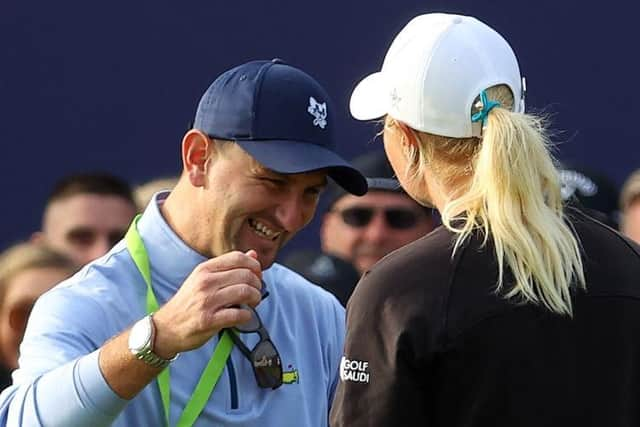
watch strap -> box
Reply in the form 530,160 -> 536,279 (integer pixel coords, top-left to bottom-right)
132,314 -> 179,369
135,346 -> 175,369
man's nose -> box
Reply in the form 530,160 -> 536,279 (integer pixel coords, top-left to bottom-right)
275,194 -> 314,232
361,211 -> 388,243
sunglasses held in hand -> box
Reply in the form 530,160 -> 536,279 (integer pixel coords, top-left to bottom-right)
230,304 -> 283,389
334,206 -> 424,229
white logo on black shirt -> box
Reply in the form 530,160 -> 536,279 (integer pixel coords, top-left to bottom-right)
339,356 -> 370,383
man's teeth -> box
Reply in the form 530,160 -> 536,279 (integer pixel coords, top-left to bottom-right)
249,219 -> 280,240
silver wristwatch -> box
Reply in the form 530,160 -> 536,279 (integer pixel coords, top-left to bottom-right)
128,315 -> 178,369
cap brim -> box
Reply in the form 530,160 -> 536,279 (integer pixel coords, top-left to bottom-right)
366,177 -> 402,192
349,72 -> 389,121
236,140 -> 368,196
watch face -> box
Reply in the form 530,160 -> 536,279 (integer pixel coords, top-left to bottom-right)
128,316 -> 153,353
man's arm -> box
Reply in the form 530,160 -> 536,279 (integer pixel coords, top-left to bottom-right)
99,250 -> 262,399
0,290 -> 128,427
0,250 -> 263,426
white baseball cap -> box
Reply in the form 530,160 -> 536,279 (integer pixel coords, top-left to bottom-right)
350,13 -> 526,138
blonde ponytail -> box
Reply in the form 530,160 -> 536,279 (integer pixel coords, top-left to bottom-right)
405,85 -> 586,315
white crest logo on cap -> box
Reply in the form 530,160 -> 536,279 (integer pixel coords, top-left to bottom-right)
390,88 -> 402,109
308,96 -> 328,129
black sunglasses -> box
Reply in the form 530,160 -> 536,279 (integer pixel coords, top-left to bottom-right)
230,304 -> 283,389
334,206 -> 424,229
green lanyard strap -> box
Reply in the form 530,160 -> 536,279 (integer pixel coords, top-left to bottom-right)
126,214 -> 234,427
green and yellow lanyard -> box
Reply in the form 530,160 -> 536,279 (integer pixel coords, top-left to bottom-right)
126,215 -> 233,427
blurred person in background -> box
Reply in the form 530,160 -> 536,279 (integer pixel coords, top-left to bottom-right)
31,173 -> 137,267
0,242 -> 75,389
321,150 -> 436,275
283,150 -> 435,305
620,169 -> 640,243
133,176 -> 179,212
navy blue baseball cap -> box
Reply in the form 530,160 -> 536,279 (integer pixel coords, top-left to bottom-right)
193,59 -> 368,196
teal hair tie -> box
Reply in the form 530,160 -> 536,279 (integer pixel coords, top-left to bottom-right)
471,90 -> 501,126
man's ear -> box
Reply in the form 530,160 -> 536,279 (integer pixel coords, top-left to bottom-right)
181,130 -> 213,187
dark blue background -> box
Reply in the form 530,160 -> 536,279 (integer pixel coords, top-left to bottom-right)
2,0 -> 639,256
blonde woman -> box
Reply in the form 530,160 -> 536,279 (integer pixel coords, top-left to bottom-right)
330,13 -> 640,427
0,242 -> 74,388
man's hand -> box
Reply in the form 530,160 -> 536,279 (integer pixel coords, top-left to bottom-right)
99,249 -> 262,400
152,250 -> 262,359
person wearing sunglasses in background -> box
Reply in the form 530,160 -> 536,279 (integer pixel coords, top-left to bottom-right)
283,150 -> 435,306
0,59 -> 367,427
321,150 -> 436,276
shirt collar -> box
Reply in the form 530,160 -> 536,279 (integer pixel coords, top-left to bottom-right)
136,191 -> 206,292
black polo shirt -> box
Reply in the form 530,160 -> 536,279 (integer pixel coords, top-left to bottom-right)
330,210 -> 640,427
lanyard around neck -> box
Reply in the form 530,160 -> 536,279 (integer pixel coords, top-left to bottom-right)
125,214 -> 234,427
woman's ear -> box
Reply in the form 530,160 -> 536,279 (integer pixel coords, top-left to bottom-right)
181,130 -> 212,187
396,121 -> 419,149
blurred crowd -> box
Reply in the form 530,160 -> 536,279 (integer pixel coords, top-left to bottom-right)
0,172 -> 177,388
0,153 -> 638,390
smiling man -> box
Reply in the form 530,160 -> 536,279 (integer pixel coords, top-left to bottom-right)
0,59 -> 366,427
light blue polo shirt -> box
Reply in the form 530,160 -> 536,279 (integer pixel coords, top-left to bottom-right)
0,192 -> 345,426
